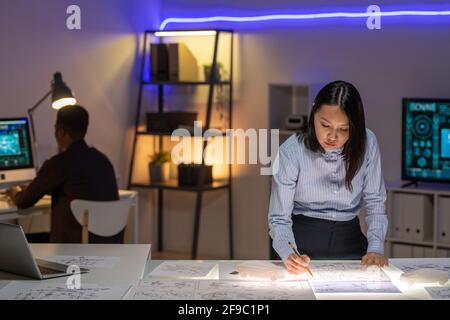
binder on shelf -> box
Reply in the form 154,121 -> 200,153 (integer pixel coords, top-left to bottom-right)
412,246 -> 425,258
438,197 -> 450,245
391,244 -> 413,258
150,43 -> 169,81
424,247 -> 435,258
409,194 -> 433,241
436,249 -> 450,257
168,43 -> 198,82
391,193 -> 407,239
394,193 -> 433,241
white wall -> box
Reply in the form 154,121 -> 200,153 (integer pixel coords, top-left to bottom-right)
159,0 -> 450,259
2,1 -> 449,259
0,0 -> 160,233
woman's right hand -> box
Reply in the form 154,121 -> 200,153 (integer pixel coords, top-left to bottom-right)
285,253 -> 311,274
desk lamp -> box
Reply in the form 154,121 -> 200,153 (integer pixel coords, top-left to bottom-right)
27,72 -> 77,168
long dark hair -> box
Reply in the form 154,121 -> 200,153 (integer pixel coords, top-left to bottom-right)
298,81 -> 366,192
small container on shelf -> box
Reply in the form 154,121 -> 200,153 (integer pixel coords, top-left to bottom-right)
178,164 -> 213,186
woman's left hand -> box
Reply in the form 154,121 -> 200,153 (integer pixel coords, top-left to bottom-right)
361,252 -> 389,267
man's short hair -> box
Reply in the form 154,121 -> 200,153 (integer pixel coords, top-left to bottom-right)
56,105 -> 89,139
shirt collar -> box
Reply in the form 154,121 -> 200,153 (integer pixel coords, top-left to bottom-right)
322,146 -> 344,161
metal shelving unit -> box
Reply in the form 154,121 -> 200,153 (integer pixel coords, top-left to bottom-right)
127,29 -> 234,259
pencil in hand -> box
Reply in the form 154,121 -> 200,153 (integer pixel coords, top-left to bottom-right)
288,241 -> 313,277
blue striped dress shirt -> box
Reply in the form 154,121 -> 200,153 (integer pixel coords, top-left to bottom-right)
268,128 -> 388,262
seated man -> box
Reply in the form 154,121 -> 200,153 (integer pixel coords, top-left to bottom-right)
7,105 -> 122,243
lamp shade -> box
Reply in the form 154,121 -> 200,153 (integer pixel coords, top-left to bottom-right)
51,72 -> 76,109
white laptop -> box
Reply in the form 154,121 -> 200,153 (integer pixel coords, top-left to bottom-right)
0,223 -> 89,279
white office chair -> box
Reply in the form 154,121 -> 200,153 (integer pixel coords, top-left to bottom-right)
70,198 -> 134,244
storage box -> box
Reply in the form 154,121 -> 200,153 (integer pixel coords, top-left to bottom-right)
146,112 -> 197,133
178,164 -> 213,186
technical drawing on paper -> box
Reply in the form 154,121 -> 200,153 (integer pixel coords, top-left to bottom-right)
219,261 -> 305,281
425,286 -> 450,300
309,261 -> 391,282
195,280 -> 315,300
126,279 -> 315,300
0,282 -> 130,300
126,279 -> 197,300
44,256 -> 120,269
311,281 -> 401,294
391,259 -> 450,276
148,261 -> 217,279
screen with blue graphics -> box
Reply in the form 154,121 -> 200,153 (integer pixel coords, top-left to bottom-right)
0,118 -> 34,170
403,98 -> 450,182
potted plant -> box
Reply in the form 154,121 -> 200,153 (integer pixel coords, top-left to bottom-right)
203,62 -> 224,82
149,151 -> 171,183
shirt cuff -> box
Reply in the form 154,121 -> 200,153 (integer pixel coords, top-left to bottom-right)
276,245 -> 294,263
367,241 -> 385,255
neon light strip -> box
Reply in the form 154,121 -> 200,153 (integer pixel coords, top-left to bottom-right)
160,10 -> 450,30
154,30 -> 217,37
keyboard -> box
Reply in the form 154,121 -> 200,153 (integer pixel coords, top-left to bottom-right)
38,265 -> 65,275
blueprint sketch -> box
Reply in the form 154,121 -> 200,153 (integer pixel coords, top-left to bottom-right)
311,281 -> 401,294
44,256 -> 120,269
0,282 -> 130,300
126,279 -> 198,300
425,286 -> 450,300
309,261 -> 391,282
391,259 -> 450,276
195,280 -> 315,300
219,261 -> 304,281
148,261 -> 218,279
126,279 -> 315,300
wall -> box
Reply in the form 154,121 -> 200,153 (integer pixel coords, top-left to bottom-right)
0,0 -> 160,234
159,0 -> 450,259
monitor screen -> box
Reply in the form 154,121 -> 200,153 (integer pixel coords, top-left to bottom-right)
0,118 -> 34,171
402,98 -> 450,183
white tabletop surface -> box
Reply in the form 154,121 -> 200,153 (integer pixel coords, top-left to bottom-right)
0,243 -> 151,288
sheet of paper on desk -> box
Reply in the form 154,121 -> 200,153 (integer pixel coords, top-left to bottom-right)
219,261 -> 304,281
309,261 -> 391,282
311,281 -> 401,294
391,258 -> 450,276
148,261 -> 218,279
425,286 -> 450,300
195,280 -> 315,300
126,279 -> 198,300
43,256 -> 120,269
126,278 -> 316,300
0,281 -> 130,300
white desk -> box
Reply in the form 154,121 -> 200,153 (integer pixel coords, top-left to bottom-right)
0,190 -> 140,243
144,259 -> 450,300
0,244 -> 151,290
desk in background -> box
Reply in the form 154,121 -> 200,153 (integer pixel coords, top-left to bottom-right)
0,190 -> 140,243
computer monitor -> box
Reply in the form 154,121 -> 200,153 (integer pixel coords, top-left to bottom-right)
0,118 -> 36,186
402,98 -> 450,183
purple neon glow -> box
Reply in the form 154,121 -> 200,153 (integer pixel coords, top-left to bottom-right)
160,10 -> 450,30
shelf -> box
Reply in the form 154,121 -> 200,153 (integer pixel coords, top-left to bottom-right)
130,179 -> 230,192
436,243 -> 450,249
136,130 -> 228,136
142,80 -> 231,86
388,237 -> 435,246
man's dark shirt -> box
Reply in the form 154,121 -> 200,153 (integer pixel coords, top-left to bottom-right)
15,139 -> 120,243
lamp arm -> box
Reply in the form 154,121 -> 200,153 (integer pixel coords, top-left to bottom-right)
27,89 -> 52,170
28,90 -> 52,115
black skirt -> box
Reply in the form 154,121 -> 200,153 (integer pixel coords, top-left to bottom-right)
292,214 -> 368,260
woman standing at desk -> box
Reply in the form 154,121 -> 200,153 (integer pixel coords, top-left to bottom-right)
268,80 -> 388,274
